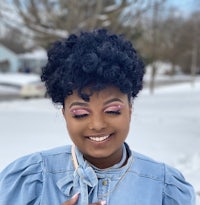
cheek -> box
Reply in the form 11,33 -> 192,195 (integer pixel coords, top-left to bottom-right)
63,115 -> 77,135
120,118 -> 130,132
112,113 -> 131,130
120,111 -> 131,130
66,122 -> 80,142
65,117 -> 87,137
66,119 -> 77,133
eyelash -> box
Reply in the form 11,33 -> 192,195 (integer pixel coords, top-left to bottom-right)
105,110 -> 121,115
72,110 -> 121,119
73,114 -> 88,119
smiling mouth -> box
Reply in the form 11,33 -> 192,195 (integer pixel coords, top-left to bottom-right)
87,134 -> 112,142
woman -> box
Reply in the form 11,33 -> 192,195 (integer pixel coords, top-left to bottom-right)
0,29 -> 195,205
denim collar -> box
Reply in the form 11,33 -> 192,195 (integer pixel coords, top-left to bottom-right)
56,143 -> 133,202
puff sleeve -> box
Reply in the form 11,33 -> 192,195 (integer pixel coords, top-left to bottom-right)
163,164 -> 196,205
0,153 -> 43,205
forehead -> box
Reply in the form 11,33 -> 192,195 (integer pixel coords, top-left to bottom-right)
65,86 -> 128,104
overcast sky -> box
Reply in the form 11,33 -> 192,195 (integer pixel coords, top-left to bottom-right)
167,0 -> 199,14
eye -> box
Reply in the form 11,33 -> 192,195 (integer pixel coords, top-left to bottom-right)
105,110 -> 121,115
70,108 -> 89,119
73,114 -> 88,119
104,105 -> 122,115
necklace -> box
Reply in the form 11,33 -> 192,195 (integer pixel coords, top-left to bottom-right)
98,156 -> 133,198
71,144 -> 134,198
71,144 -> 79,170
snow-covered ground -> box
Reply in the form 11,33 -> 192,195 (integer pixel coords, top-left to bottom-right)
0,73 -> 41,86
0,81 -> 200,203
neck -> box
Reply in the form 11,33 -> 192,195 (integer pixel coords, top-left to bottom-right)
83,146 -> 125,169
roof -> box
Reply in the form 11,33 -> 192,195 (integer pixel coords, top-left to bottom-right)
18,48 -> 47,60
0,44 -> 18,56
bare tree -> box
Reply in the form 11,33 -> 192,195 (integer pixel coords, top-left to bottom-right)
0,28 -> 29,53
162,11 -> 200,76
189,12 -> 200,85
0,0 -> 156,48
0,0 -> 129,47
140,0 -> 167,94
158,10 -> 184,74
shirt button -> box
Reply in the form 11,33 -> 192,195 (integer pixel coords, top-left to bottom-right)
102,180 -> 108,186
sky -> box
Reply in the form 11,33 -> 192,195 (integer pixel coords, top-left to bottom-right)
167,0 -> 199,15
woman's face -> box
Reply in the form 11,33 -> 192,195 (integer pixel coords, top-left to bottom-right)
62,86 -> 132,168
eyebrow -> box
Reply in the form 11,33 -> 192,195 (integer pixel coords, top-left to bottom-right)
69,102 -> 89,108
103,98 -> 123,105
69,98 -> 123,108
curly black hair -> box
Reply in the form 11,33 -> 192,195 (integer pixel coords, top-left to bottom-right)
41,29 -> 145,105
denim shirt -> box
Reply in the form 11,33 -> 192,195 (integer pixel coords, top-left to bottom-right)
0,144 -> 196,205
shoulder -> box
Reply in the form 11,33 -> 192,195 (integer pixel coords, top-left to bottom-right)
41,145 -> 74,172
130,151 -> 196,204
163,163 -> 196,204
0,145 -> 72,205
0,145 -> 72,175
131,151 -> 165,181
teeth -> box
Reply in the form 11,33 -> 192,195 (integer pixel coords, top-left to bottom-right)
89,135 -> 110,142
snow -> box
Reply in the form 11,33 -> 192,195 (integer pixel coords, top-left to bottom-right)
97,14 -> 108,21
146,61 -> 182,75
0,85 -> 19,94
104,4 -> 119,12
0,73 -> 41,87
102,20 -> 111,27
0,81 -> 200,203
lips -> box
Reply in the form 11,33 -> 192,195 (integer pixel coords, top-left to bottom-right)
87,134 -> 112,142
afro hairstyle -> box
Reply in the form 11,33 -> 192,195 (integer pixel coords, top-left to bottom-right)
41,29 -> 145,105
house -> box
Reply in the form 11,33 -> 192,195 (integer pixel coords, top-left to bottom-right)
18,48 -> 47,74
0,44 -> 19,72
0,44 -> 47,73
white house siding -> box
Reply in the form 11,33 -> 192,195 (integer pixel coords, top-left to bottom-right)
18,48 -> 47,74
0,44 -> 19,72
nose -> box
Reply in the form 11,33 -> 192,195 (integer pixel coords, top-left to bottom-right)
88,114 -> 107,131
